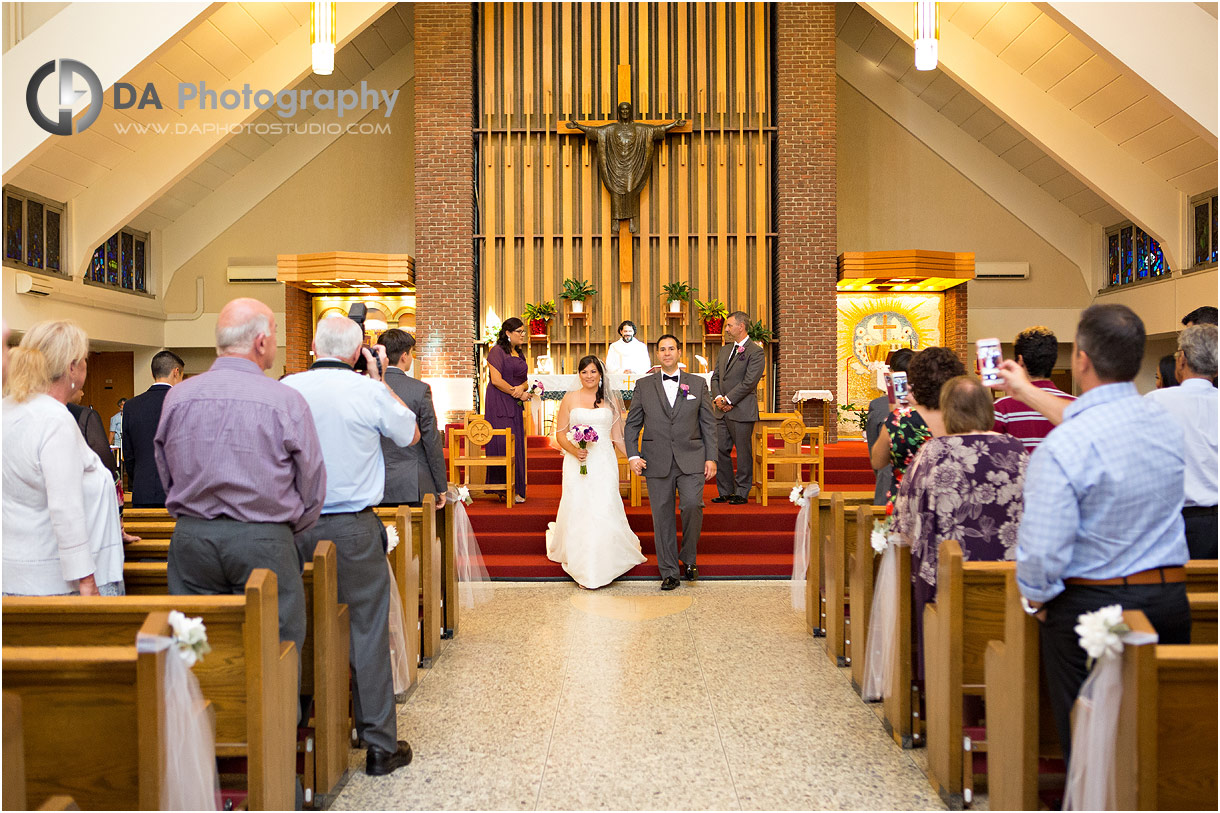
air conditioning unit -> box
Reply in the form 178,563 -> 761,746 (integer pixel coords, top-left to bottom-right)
15,272 -> 52,296
226,265 -> 278,283
975,261 -> 1029,280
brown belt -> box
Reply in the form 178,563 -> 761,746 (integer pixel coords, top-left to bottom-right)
1065,566 -> 1186,587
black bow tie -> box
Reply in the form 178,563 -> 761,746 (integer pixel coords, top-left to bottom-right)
663,374 -> 679,382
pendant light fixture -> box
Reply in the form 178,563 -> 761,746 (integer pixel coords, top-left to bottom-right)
311,2 -> 336,76
914,2 -> 939,71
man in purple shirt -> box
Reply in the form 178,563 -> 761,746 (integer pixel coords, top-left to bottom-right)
156,298 -> 326,668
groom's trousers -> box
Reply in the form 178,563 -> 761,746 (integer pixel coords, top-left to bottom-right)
645,466 -> 705,580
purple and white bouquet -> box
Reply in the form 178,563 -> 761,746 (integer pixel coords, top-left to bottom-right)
528,379 -> 545,397
567,424 -> 599,475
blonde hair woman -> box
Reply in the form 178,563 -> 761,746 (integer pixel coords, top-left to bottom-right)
3,320 -> 124,595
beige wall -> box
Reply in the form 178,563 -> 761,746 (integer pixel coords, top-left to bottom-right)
836,79 -> 1092,313
163,80 -> 415,317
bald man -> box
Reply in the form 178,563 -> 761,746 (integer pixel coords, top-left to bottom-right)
156,299 -> 327,724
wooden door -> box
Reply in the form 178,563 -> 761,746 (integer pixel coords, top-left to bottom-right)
81,351 -> 133,427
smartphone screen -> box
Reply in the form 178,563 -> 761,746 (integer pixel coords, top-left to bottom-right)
891,371 -> 909,405
977,338 -> 1002,387
884,371 -> 896,407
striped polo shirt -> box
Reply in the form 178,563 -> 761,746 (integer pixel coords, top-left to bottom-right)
993,379 -> 1076,451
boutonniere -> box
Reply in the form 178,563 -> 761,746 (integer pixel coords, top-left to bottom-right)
679,383 -> 690,395
735,345 -> 744,354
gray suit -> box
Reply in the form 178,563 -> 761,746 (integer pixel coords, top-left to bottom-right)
381,366 -> 448,505
865,395 -> 895,505
709,340 -> 765,498
624,371 -> 718,580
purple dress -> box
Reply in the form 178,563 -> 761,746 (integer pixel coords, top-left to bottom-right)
484,344 -> 527,498
891,433 -> 1029,678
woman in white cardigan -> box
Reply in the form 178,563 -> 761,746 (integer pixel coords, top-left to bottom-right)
3,320 -> 123,596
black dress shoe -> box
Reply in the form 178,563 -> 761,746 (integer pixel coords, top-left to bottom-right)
711,496 -> 731,503
728,495 -> 748,505
661,577 -> 680,591
683,564 -> 698,581
366,741 -> 413,776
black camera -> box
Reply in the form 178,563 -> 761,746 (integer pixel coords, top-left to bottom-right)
347,303 -> 383,376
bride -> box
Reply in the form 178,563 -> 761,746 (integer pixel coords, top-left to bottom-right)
545,355 -> 646,588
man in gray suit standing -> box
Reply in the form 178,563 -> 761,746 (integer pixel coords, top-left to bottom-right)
710,311 -> 765,504
625,334 -> 718,590
378,329 -> 449,508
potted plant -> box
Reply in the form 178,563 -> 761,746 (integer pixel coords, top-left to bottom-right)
746,319 -> 773,345
661,281 -> 696,313
559,278 -> 598,313
694,298 -> 728,335
837,402 -> 869,438
523,300 -> 558,336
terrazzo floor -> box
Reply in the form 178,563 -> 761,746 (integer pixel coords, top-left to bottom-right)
328,580 -> 948,811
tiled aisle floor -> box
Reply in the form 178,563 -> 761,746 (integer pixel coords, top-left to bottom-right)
330,581 -> 946,811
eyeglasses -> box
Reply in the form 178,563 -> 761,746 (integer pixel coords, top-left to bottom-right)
510,328 -> 527,335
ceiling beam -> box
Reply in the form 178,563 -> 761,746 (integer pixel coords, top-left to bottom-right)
861,2 -> 1187,271
2,2 -> 215,179
837,43 -> 1096,293
66,3 -> 394,282
1039,1 -> 1217,144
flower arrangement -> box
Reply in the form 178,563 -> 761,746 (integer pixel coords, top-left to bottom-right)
481,322 -> 501,347
384,523 -> 400,554
523,301 -> 558,336
456,485 -> 473,506
168,610 -> 212,668
528,380 -> 545,397
1075,604 -> 1130,669
694,298 -> 728,334
567,424 -> 599,475
870,515 -> 894,554
837,402 -> 869,435
788,483 -> 820,508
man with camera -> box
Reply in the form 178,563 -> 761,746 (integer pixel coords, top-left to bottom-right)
283,315 -> 421,777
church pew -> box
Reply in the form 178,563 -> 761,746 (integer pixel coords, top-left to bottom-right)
823,494 -> 881,666
121,519 -> 175,541
386,505 -> 421,690
1187,559 -> 1218,593
2,570 -> 297,811
924,540 -> 1012,809
1114,610 -> 1218,810
121,542 -> 354,803
122,507 -> 173,522
848,505 -> 889,695
805,491 -> 873,637
375,497 -> 443,665
2,612 -> 170,810
985,565 -> 1220,810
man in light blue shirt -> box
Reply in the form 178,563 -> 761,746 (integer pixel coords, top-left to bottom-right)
1009,304 -> 1192,763
1145,323 -> 1218,559
283,316 -> 420,777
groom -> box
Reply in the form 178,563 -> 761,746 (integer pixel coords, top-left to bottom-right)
625,334 -> 718,590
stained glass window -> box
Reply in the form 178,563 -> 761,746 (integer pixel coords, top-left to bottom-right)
1147,237 -> 1166,278
134,238 -> 146,292
106,233 -> 119,285
1136,230 -> 1150,279
1196,202 -> 1210,266
5,196 -> 21,262
46,210 -> 60,272
120,232 -> 134,289
1107,233 -> 1120,287
1120,226 -> 1133,285
90,245 -> 106,282
25,200 -> 43,269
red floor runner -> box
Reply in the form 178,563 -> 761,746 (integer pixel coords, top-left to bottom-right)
467,439 -> 876,579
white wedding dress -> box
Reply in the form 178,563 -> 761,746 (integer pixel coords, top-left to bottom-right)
545,406 -> 646,588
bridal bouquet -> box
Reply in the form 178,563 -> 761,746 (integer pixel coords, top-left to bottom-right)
567,424 -> 599,475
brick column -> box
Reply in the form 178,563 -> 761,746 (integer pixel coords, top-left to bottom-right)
943,283 -> 969,365
414,3 -> 476,422
283,283 -> 312,374
775,3 -> 837,438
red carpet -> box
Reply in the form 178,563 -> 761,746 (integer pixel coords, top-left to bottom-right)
465,436 -> 875,580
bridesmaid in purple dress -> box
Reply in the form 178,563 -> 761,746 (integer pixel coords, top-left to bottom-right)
484,318 -> 532,502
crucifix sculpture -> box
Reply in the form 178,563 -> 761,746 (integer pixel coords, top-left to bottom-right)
565,102 -> 685,235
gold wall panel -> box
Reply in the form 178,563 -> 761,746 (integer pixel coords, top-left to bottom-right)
477,2 -> 774,368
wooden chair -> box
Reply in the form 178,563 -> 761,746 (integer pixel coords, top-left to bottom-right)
2,570 -> 298,810
1114,609 -> 1218,810
448,416 -> 514,507
752,416 -> 824,507
923,540 -> 1012,809
804,491 -> 874,636
848,505 -> 890,695
2,612 -> 170,810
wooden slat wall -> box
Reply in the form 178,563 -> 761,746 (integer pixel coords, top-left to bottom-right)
477,2 -> 773,372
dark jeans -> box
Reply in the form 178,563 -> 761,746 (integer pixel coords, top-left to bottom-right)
1039,581 -> 1191,764
1183,506 -> 1218,559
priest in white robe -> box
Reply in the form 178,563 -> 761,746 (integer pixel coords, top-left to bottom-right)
605,320 -> 652,374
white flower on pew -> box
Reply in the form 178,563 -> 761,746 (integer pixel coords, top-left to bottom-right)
385,523 -> 400,554
1074,604 -> 1130,669
870,515 -> 893,555
457,486 -> 473,506
168,610 -> 211,668
788,484 -> 820,509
